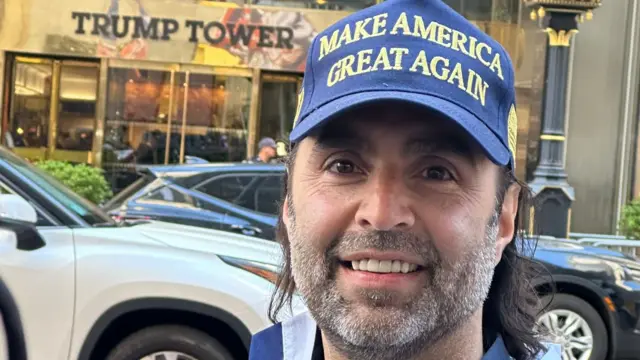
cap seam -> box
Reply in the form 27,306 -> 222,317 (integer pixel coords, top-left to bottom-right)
300,88 -> 506,143
305,35 -> 318,118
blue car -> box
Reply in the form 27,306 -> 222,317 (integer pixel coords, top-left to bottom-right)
102,163 -> 283,241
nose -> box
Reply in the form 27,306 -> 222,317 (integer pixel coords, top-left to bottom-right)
355,175 -> 415,231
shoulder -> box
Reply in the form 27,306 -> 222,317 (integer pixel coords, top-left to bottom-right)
249,311 -> 318,360
536,342 -> 562,360
249,323 -> 284,360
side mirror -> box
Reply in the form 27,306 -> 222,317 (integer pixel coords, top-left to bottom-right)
0,195 -> 45,251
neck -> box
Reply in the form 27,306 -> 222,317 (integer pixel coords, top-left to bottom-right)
321,309 -> 486,360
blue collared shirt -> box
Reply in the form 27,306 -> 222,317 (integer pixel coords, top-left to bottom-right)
249,311 -> 562,360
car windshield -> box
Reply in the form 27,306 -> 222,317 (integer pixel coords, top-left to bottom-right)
0,148 -> 115,226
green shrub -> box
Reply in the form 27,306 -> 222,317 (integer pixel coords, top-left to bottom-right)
34,160 -> 112,205
619,199 -> 640,239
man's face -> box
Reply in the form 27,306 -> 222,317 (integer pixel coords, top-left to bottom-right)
283,104 -> 519,358
262,146 -> 277,160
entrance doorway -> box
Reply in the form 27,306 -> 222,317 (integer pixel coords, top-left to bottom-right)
3,55 -> 100,164
258,72 -> 302,145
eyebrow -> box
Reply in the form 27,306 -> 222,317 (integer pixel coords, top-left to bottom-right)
313,125 -> 369,153
312,126 -> 477,164
403,135 -> 474,159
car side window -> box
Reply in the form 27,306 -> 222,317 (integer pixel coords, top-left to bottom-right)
254,175 -> 284,215
137,185 -> 201,208
196,175 -> 257,206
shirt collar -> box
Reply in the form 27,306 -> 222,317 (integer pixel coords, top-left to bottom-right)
482,336 -> 512,360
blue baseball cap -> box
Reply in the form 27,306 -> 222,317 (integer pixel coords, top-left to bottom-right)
290,0 -> 519,168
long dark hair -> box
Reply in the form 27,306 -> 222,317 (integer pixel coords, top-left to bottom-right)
269,147 -> 552,360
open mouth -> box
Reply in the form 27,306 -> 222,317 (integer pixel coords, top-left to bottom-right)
340,259 -> 423,274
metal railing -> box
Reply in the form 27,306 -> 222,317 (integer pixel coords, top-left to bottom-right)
566,232 -> 640,259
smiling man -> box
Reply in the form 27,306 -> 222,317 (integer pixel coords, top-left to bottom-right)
249,1 -> 561,359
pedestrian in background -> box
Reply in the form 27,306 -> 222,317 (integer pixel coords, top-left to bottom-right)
247,137 -> 278,164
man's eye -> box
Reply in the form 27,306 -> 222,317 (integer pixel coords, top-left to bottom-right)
328,160 -> 358,174
422,166 -> 453,181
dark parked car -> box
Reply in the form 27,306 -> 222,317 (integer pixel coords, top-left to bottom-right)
102,163 -> 284,240
106,164 -> 640,360
530,237 -> 640,360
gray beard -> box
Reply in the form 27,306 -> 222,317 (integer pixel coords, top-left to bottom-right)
287,202 -> 500,360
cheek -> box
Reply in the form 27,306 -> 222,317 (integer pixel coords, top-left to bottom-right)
291,185 -> 353,251
418,193 -> 491,263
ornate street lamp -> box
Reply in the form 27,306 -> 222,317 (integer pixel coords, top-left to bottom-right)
523,0 -> 603,238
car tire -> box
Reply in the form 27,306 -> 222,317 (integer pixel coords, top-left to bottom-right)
538,294 -> 608,360
106,324 -> 234,360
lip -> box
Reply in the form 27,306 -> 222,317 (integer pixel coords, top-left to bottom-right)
338,265 -> 424,290
340,250 -> 424,266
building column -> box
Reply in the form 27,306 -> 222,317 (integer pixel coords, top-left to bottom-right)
524,1 -> 603,238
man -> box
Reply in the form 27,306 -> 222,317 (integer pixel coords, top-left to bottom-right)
250,0 -> 561,359
249,137 -> 278,164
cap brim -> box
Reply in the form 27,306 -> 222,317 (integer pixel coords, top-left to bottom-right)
289,91 -> 511,166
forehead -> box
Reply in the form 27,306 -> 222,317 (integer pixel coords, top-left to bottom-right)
310,102 -> 482,154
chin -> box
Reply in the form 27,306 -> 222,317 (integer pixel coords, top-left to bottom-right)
330,307 -> 425,349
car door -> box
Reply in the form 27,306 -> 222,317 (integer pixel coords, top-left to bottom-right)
127,182 -> 229,230
0,179 -> 76,360
193,173 -> 278,239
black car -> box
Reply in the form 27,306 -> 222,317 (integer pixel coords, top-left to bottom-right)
102,163 -> 285,240
530,238 -> 640,360
107,164 -> 640,360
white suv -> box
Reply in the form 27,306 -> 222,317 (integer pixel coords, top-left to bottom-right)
0,147 -> 300,360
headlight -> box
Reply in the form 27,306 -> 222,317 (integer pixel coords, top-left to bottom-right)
626,267 -> 640,282
219,255 -> 280,284
604,261 -> 629,282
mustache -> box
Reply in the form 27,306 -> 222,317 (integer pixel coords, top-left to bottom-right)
327,231 -> 442,266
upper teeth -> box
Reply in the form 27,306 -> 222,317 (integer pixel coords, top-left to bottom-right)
352,259 -> 418,273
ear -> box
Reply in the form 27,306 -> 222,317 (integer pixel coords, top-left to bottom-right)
496,183 -> 520,265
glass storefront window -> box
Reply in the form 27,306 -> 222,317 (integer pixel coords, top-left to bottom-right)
8,58 -> 52,157
181,72 -> 252,163
259,73 -> 301,143
443,0 -> 519,22
55,63 -> 99,162
102,62 -> 252,193
6,57 -> 100,164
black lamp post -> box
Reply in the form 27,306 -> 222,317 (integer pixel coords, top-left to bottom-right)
524,0 -> 603,238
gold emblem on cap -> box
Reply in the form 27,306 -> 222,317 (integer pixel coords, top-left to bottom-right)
507,104 -> 518,160
293,88 -> 304,128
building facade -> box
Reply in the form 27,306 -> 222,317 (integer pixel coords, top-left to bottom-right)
0,0 -> 637,235
0,0 -> 378,192
563,0 -> 640,235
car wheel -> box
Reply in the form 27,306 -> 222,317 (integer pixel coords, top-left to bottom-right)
106,325 -> 234,360
537,294 -> 608,360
